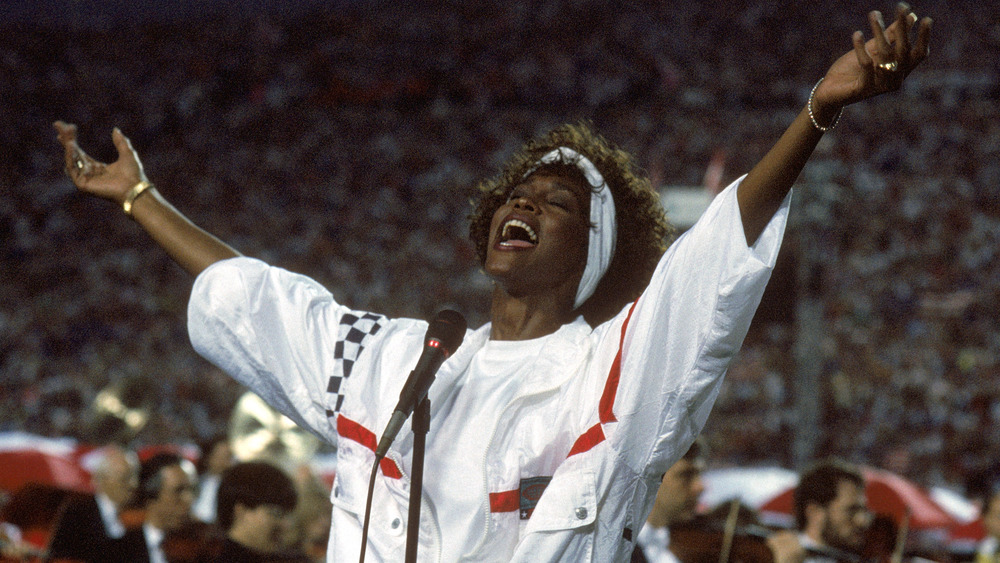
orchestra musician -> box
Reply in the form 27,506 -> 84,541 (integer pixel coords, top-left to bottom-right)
767,458 -> 872,563
632,438 -> 708,563
110,452 -> 197,563
46,445 -> 139,563
641,456 -> 909,563
977,488 -> 1000,563
632,438 -> 804,563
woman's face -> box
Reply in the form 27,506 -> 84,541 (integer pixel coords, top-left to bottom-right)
484,172 -> 591,306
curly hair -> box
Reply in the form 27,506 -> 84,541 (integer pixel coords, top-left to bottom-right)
468,121 -> 675,325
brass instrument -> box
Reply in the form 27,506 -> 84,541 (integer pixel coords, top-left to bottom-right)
86,378 -> 152,443
227,392 -> 320,467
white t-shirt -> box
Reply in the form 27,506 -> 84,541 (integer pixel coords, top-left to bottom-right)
428,337 -> 546,560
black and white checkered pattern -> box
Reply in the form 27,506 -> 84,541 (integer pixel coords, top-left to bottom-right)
327,311 -> 386,416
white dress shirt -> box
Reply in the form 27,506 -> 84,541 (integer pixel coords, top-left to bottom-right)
95,492 -> 126,539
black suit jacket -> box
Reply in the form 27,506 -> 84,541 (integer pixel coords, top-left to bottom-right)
213,538 -> 266,563
216,540 -> 313,563
631,545 -> 650,563
47,494 -> 116,563
107,526 -> 152,563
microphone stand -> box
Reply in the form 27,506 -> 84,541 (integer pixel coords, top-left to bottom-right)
405,396 -> 430,563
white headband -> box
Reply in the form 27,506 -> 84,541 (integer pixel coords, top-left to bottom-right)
535,147 -> 617,309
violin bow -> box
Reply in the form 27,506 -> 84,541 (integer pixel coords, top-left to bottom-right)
718,498 -> 741,563
890,509 -> 911,563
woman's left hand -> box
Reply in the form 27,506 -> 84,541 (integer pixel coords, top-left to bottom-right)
812,2 -> 932,120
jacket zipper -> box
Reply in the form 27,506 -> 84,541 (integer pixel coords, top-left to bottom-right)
467,395 -> 518,558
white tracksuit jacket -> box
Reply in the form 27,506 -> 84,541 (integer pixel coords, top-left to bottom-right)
187,178 -> 790,562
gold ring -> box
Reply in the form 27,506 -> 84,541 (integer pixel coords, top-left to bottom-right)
877,61 -> 899,72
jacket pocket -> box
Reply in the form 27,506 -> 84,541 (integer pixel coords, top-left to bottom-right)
522,469 -> 597,533
331,441 -> 408,541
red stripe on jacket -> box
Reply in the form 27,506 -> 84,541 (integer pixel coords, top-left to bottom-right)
597,299 -> 638,426
337,414 -> 403,479
489,490 -> 520,513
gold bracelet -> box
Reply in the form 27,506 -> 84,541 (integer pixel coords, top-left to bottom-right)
807,78 -> 843,132
123,180 -> 154,217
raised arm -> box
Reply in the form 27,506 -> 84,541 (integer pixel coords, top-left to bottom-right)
737,3 -> 932,245
55,121 -> 240,276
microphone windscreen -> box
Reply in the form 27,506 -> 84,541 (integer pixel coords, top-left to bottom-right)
426,309 -> 466,354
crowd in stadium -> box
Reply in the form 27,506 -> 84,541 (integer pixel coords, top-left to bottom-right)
2,0 -> 997,504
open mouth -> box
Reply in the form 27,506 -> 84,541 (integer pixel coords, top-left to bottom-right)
498,219 -> 538,248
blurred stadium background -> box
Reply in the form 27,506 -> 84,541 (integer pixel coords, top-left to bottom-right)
2,0 -> 998,548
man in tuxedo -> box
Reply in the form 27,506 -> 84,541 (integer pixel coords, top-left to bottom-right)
111,452 -> 197,563
47,445 -> 139,562
214,461 -> 303,562
192,434 -> 234,524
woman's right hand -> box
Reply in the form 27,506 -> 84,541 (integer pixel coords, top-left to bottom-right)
54,119 -> 240,275
54,120 -> 147,205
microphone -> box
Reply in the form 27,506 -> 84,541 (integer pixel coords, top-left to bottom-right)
374,310 -> 466,458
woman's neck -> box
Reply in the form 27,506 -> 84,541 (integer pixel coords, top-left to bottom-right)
488,288 -> 576,341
